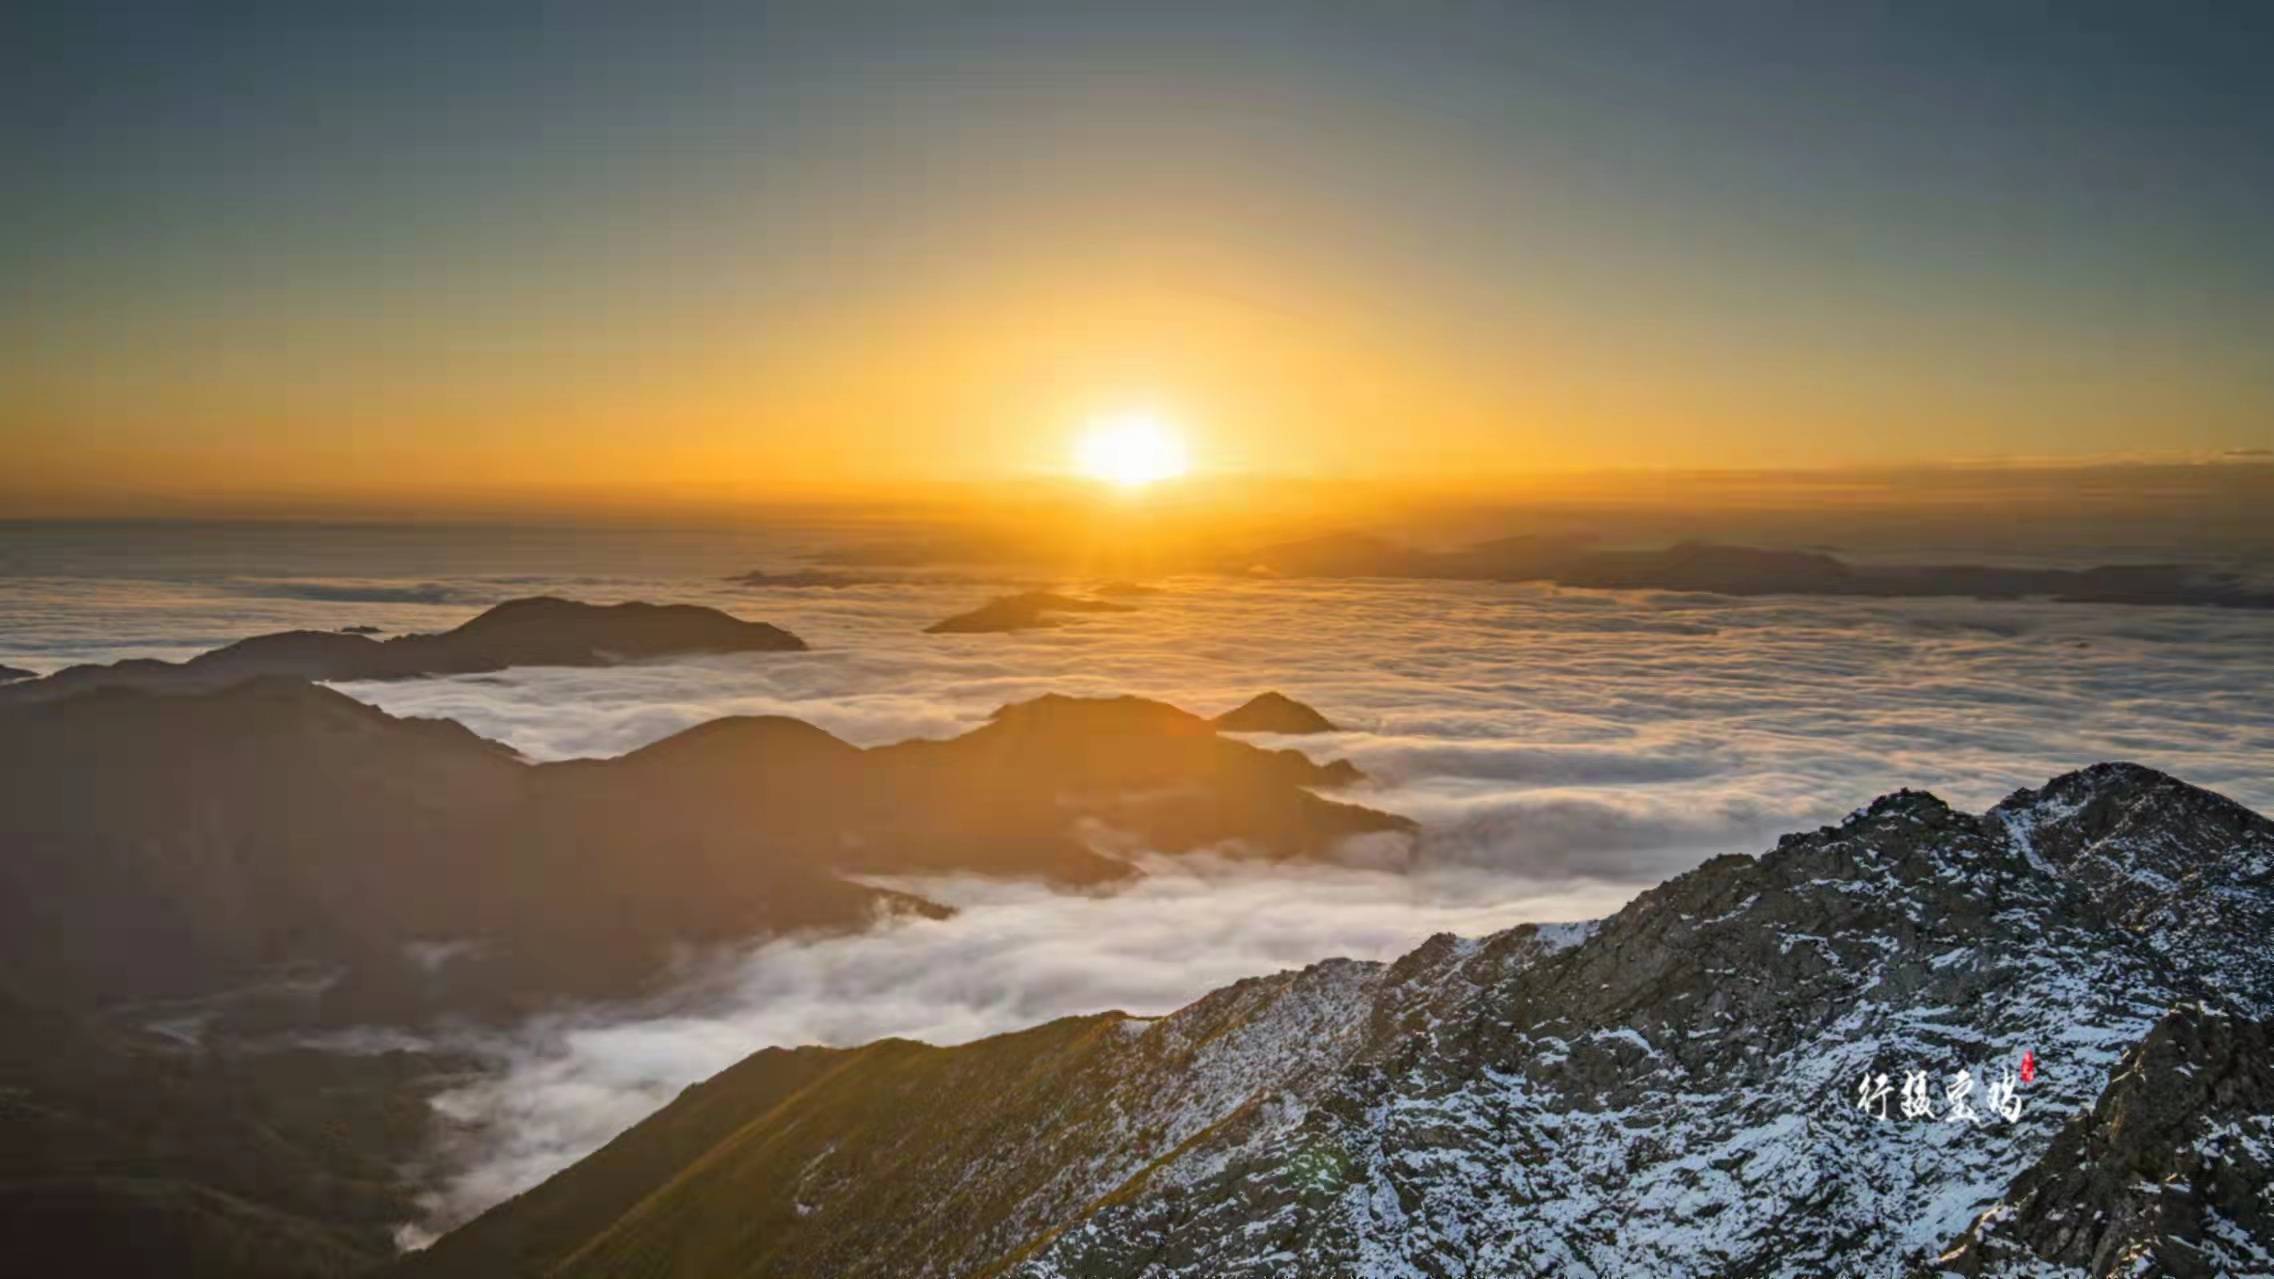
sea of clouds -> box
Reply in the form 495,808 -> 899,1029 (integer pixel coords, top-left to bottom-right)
7,532 -> 2274,1240
382,856 -> 1608,1242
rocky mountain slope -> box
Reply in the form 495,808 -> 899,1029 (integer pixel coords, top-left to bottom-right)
1933,1002 -> 2274,1277
0,596 -> 806,703
401,764 -> 2274,1278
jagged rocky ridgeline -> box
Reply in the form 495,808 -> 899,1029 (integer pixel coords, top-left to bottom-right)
400,763 -> 2274,1278
0,596 -> 807,703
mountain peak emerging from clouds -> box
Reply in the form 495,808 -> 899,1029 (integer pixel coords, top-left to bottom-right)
0,682 -> 1399,1020
0,596 -> 806,703
1213,691 -> 1339,734
925,591 -> 1137,634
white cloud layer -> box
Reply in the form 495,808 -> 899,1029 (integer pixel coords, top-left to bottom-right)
7,529 -> 2273,1240
390,858 -> 1607,1239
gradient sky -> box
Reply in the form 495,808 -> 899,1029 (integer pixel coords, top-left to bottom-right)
5,2 -> 2270,510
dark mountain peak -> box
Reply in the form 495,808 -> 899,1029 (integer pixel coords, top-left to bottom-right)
970,693 -> 1375,792
1381,929 -> 1465,983
984,692 -> 1210,738
1745,786 -> 1981,882
28,673 -> 413,735
917,693 -> 1406,861
204,627 -> 380,664
1996,757 -> 2186,806
1850,785 -> 1961,825
1994,762 -> 2274,1010
1564,540 -> 1854,593
0,663 -> 40,682
39,678 -> 533,786
1225,530 -> 2274,609
1212,691 -> 1338,734
436,596 -> 807,659
610,714 -> 857,769
1990,760 -> 2264,853
0,596 -> 806,702
1991,760 -> 2274,902
924,590 -> 1136,634
3,678 -> 1412,1021
1237,530 -> 1437,578
19,675 -> 511,767
1612,767 -> 2270,964
725,568 -> 877,588
443,593 -> 575,624
1934,1001 -> 2274,1277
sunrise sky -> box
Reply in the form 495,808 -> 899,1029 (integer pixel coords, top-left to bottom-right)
5,3 -> 2270,512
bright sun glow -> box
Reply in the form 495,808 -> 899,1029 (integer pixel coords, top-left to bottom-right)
1074,412 -> 1190,488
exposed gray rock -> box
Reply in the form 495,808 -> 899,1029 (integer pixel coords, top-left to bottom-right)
1931,1003 -> 2274,1277
403,765 -> 2274,1279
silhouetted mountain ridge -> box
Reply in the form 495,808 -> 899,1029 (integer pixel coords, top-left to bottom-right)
0,680 -> 1395,1021
1236,533 -> 2274,608
1213,691 -> 1338,733
0,596 -> 807,704
926,591 -> 1137,633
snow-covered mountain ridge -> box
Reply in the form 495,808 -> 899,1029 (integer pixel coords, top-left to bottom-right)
401,763 -> 2274,1279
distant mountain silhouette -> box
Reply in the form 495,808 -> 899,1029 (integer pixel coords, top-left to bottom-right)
925,590 -> 1137,633
0,678 -> 1400,1277
0,682 -> 1398,1023
0,597 -> 807,704
1236,534 -> 2274,607
724,568 -> 881,588
0,664 -> 33,682
1213,691 -> 1338,733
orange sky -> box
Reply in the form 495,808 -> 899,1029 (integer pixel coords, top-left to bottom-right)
6,7 -> 2270,516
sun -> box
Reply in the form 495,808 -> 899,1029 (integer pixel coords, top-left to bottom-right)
1073,411 -> 1190,488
